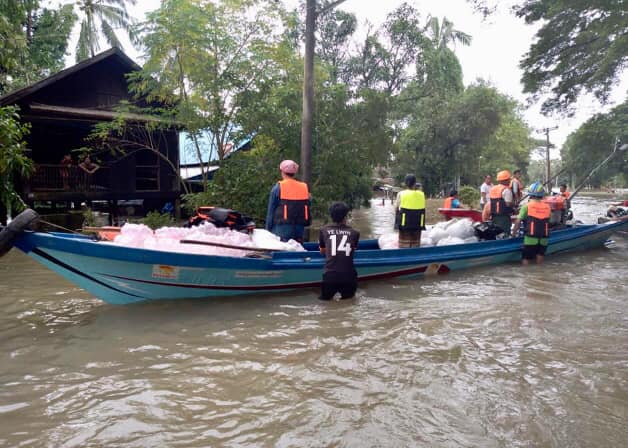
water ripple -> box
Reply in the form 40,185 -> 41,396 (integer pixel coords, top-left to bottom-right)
0,198 -> 627,447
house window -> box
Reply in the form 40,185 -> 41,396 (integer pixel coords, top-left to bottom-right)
135,150 -> 159,191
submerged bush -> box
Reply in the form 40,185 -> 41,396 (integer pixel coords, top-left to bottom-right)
458,185 -> 479,208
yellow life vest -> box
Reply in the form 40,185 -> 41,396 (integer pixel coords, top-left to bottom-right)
398,189 -> 426,231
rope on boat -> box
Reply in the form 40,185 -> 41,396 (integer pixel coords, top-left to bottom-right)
38,219 -> 82,235
179,239 -> 277,253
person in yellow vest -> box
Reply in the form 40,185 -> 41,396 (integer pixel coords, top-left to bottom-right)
265,159 -> 311,242
510,169 -> 524,205
394,174 -> 426,248
442,190 -> 460,209
489,170 -> 514,235
512,182 -> 551,265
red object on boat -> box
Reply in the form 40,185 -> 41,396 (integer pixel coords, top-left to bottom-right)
438,208 -> 483,222
543,196 -> 567,210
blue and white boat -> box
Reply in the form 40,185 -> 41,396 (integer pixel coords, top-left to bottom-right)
3,211 -> 626,305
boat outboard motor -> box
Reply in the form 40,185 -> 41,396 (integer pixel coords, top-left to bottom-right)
607,206 -> 627,218
473,221 -> 505,240
185,206 -> 255,234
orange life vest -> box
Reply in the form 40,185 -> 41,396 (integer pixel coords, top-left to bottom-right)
489,184 -> 513,216
561,191 -> 571,199
274,178 -> 311,226
443,197 -> 453,208
525,200 -> 551,238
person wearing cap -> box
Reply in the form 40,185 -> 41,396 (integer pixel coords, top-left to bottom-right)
489,170 -> 514,235
393,174 -> 426,248
512,182 -> 551,264
265,159 -> 311,242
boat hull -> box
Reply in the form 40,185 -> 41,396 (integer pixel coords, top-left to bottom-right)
12,220 -> 627,304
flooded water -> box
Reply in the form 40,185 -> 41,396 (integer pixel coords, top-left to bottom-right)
1,196 -> 627,447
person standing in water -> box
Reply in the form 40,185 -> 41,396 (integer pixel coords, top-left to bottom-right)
318,202 -> 360,301
512,182 -> 551,265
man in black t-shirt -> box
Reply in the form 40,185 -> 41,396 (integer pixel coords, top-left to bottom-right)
318,202 -> 360,301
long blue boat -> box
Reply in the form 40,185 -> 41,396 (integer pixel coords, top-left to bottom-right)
4,217 -> 626,305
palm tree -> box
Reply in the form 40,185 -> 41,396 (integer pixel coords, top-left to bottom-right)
424,16 -> 471,50
75,0 -> 137,62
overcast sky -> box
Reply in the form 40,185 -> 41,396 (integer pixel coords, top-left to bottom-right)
76,0 -> 626,154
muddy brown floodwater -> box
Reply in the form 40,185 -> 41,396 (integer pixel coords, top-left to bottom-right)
0,195 -> 626,447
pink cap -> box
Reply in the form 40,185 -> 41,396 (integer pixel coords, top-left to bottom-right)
279,159 -> 299,174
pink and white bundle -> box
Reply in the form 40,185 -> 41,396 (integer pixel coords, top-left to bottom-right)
109,222 -> 305,256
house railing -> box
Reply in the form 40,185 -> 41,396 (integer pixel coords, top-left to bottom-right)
31,164 -> 111,192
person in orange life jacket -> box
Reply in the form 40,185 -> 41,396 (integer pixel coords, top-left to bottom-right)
265,159 -> 311,243
559,184 -> 571,200
442,190 -> 460,209
489,170 -> 514,235
510,169 -> 524,205
512,182 -> 551,265
318,202 -> 360,301
394,174 -> 426,248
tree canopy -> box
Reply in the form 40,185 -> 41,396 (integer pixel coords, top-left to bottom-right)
2,0 -> 544,224
561,101 -> 628,188
0,0 -> 76,93
74,0 -> 138,62
467,0 -> 627,116
517,0 -> 628,115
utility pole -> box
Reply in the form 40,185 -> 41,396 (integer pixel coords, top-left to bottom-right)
539,126 -> 558,186
300,0 -> 347,187
300,0 -> 315,187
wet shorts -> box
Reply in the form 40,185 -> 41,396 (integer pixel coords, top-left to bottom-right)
319,272 -> 357,301
522,243 -> 547,260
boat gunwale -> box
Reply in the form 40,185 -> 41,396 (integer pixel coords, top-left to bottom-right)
13,221 -> 624,271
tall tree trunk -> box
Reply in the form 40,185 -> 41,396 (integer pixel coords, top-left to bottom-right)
26,9 -> 33,43
300,0 -> 316,187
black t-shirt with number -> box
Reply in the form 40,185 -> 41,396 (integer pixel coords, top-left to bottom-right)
319,223 -> 360,277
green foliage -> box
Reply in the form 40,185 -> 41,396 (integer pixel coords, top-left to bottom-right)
458,185 -> 479,208
74,0 -> 138,62
317,8 -> 357,84
416,16 -> 469,96
480,102 -> 533,179
135,0 -> 284,181
561,101 -> 628,188
0,1 -> 76,93
0,106 -> 33,214
348,3 -> 426,94
395,82 -> 530,196
517,0 -> 627,115
181,137 -> 282,224
237,28 -> 392,219
126,0 -> 534,225
141,211 -> 175,230
82,207 -> 96,227
85,102 -> 188,194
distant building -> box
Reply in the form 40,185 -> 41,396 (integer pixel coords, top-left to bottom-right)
0,48 -> 180,224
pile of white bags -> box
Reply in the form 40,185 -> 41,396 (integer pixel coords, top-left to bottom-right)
109,222 -> 305,256
378,218 -> 478,249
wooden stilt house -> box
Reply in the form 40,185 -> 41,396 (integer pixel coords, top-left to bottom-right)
0,48 -> 180,225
